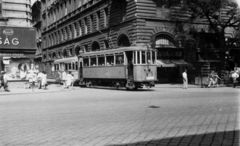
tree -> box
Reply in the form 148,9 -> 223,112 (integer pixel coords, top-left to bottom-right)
171,0 -> 240,56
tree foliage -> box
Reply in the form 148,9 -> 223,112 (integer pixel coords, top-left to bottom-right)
171,0 -> 240,51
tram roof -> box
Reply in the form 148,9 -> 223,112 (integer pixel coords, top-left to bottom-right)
79,46 -> 155,57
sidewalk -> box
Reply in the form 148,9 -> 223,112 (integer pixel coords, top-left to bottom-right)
0,81 -> 78,95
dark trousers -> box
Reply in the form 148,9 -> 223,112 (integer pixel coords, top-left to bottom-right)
0,82 -> 9,91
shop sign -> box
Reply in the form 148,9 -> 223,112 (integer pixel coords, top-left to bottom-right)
0,26 -> 37,49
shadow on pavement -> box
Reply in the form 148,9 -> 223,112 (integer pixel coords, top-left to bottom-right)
107,130 -> 239,146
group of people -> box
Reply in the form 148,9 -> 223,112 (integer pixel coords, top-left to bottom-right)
56,70 -> 75,89
182,67 -> 240,89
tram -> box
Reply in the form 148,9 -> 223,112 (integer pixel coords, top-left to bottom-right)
78,46 -> 157,90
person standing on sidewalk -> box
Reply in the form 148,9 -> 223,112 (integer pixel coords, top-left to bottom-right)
65,71 -> 74,89
182,69 -> 188,89
0,71 -> 10,92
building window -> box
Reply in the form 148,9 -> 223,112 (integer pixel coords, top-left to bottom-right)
79,21 -> 82,36
103,40 -> 109,49
156,0 -> 181,8
84,18 -> 88,34
96,12 -> 100,30
65,2 -> 67,16
0,0 -> 3,17
103,8 -> 108,27
120,0 -> 127,21
72,24 -> 77,38
90,15 -> 93,32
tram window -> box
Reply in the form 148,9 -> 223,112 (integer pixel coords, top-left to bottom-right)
152,51 -> 156,64
98,57 -> 105,66
65,64 -> 68,70
133,52 -> 136,64
90,57 -> 97,66
83,58 -> 89,66
147,51 -> 151,64
75,62 -> 78,70
115,54 -> 124,65
142,51 -> 146,64
137,51 -> 140,64
106,55 -> 114,66
69,63 -> 72,70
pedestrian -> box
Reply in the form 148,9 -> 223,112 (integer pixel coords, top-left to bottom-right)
182,69 -> 188,89
65,71 -> 74,89
55,70 -> 62,86
231,69 -> 239,88
207,70 -> 215,88
61,70 -> 67,88
41,71 -> 48,90
37,71 -> 43,89
0,71 -> 10,92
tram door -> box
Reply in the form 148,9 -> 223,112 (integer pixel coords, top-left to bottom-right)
79,58 -> 83,80
126,51 -> 133,79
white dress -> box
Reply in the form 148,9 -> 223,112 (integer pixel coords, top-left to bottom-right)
66,74 -> 74,86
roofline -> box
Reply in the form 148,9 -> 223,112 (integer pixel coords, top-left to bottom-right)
79,46 -> 155,57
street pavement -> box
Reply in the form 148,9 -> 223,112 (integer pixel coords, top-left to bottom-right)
0,83 -> 239,146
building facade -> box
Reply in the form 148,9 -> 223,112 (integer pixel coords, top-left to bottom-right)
0,0 -> 37,80
40,0 -> 238,83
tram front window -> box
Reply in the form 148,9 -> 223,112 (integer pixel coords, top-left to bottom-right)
83,58 -> 89,66
147,51 -> 151,64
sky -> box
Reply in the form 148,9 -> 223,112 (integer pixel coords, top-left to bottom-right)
31,0 -> 37,6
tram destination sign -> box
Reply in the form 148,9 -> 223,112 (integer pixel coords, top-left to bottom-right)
0,26 -> 37,50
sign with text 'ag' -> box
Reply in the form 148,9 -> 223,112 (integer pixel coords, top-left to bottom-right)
0,26 -> 37,50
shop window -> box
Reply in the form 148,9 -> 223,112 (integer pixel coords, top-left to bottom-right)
98,56 -> 105,66
106,55 -> 114,66
90,57 -> 96,66
83,58 -> 89,66
115,53 -> 124,65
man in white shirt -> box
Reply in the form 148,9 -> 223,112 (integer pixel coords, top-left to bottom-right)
182,69 -> 188,89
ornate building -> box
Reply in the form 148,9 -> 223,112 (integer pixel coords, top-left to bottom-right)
40,0 -> 238,83
0,0 -> 37,80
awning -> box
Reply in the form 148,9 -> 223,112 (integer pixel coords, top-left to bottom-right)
170,59 -> 192,67
54,57 -> 78,64
156,60 -> 176,67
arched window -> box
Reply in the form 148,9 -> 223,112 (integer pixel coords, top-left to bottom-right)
52,52 -> 57,59
68,25 -> 72,40
92,41 -> 100,51
75,45 -> 81,56
103,8 -> 108,27
117,34 -> 131,47
72,24 -> 77,38
90,15 -> 94,32
103,40 -> 109,49
96,12 -> 100,30
120,0 -> 127,21
63,49 -> 68,58
84,18 -> 88,34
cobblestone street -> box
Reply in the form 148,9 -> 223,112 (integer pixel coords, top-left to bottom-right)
0,84 -> 239,146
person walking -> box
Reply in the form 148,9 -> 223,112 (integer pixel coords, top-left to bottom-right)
65,71 -> 74,89
61,70 -> 67,88
0,71 -> 10,92
182,69 -> 188,89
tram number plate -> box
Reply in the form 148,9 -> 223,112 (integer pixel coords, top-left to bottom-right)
146,76 -> 154,80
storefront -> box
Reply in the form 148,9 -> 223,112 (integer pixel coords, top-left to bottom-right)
153,34 -> 191,83
0,26 -> 37,80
